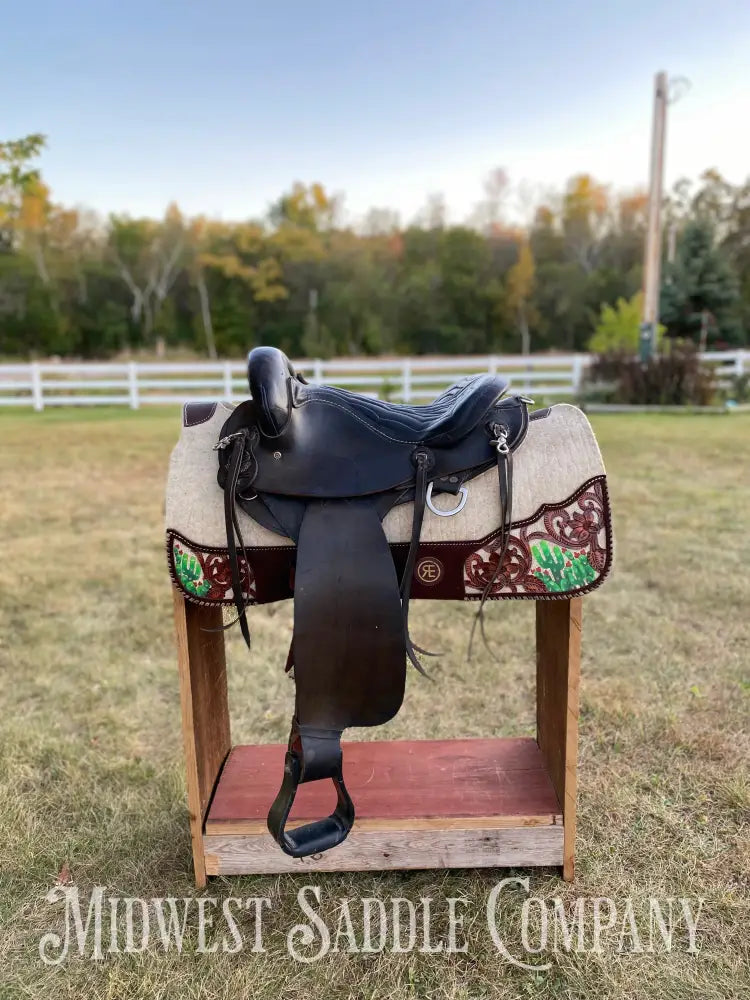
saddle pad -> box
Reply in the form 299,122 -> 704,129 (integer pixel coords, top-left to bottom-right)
166,401 -> 613,606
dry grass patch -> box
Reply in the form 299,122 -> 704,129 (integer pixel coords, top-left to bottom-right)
0,408 -> 748,998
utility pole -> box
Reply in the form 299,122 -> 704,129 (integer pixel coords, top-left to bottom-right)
640,71 -> 668,362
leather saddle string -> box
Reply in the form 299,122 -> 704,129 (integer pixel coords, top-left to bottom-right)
223,433 -> 253,648
468,429 -> 514,659
398,451 -> 433,676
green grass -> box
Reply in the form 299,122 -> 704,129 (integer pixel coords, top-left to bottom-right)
1,409 -> 749,999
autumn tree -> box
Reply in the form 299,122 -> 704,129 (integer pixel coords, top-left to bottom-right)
108,205 -> 187,353
1,134 -> 747,359
269,182 -> 338,231
561,174 -> 610,274
184,217 -> 218,358
506,238 -> 536,355
480,167 -> 510,233
0,133 -> 47,251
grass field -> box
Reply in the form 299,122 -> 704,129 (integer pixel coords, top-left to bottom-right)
1,407 -> 748,999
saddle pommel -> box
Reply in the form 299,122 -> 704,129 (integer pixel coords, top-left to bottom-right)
247,346 -> 301,438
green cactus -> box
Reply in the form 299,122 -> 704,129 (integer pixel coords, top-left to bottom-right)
173,544 -> 211,597
532,541 -> 596,593
533,540 -> 566,576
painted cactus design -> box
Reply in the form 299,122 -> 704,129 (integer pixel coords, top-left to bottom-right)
463,478 -> 609,599
531,540 -> 596,592
170,534 -> 258,604
173,543 -> 211,597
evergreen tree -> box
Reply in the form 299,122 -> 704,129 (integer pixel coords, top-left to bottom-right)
661,220 -> 741,346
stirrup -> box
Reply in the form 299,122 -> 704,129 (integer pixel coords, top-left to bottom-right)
266,726 -> 355,858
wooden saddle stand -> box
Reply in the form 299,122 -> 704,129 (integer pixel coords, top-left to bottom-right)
166,352 -> 613,886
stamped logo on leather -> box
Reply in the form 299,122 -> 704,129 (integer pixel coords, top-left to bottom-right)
416,556 -> 444,586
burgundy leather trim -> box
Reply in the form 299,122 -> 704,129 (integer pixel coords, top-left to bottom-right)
166,474 -> 613,607
167,530 -> 295,608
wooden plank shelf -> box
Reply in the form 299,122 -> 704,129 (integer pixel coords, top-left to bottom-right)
208,737 -> 562,834
202,737 -> 564,875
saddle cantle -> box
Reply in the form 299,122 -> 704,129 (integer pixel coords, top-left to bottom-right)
215,346 -> 531,858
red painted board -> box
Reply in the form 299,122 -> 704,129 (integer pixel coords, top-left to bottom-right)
206,737 -> 561,830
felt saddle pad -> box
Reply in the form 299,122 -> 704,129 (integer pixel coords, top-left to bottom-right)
165,401 -> 613,606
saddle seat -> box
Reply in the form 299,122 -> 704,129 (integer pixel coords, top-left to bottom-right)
219,348 -> 521,502
295,373 -> 510,447
247,345 -> 509,448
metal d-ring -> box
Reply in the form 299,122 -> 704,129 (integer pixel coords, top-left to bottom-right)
426,481 -> 468,517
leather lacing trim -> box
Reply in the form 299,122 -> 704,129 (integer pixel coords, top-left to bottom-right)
468,420 -> 514,659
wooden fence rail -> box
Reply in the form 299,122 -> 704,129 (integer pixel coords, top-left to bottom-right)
0,351 -> 746,410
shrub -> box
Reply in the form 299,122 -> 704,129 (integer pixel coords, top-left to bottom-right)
584,339 -> 716,406
589,292 -> 664,354
727,372 -> 750,404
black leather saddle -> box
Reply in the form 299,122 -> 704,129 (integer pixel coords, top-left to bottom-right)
216,346 -> 530,857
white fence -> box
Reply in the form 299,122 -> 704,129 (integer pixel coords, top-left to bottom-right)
0,351 -> 747,410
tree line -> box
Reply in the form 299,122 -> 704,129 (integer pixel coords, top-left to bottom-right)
1,134 -> 747,360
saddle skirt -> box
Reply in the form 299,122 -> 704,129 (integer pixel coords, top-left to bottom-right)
165,348 -> 614,859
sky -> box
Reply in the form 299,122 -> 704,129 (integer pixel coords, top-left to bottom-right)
5,0 -> 750,226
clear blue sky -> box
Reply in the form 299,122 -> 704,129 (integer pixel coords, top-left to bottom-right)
5,0 -> 750,224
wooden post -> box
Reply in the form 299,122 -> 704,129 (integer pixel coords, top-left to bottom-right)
223,361 -> 234,403
536,597 -> 582,881
571,355 -> 584,398
31,362 -> 44,411
172,591 -> 231,886
128,361 -> 139,410
402,359 -> 412,403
